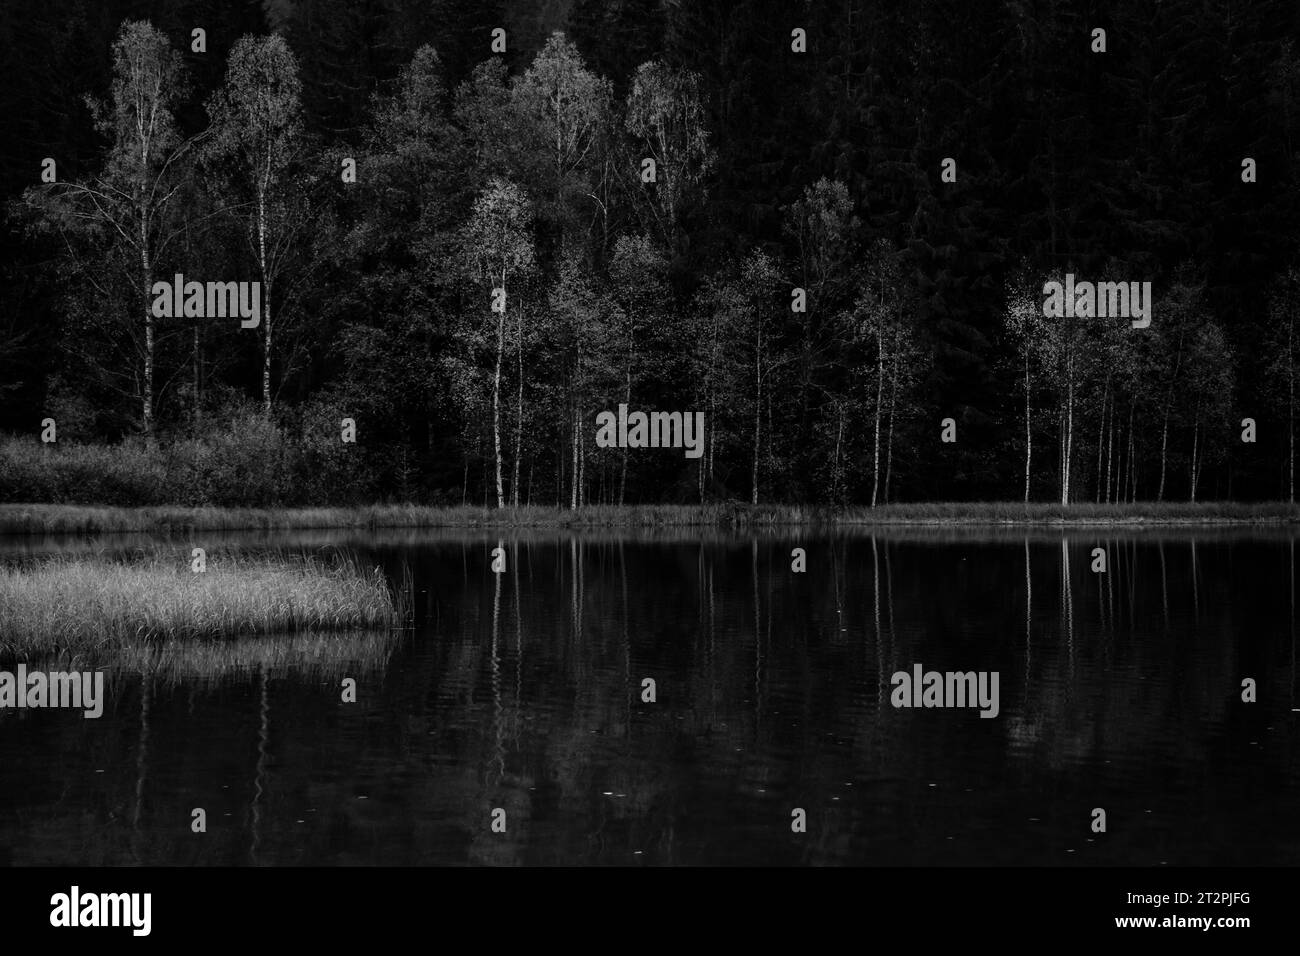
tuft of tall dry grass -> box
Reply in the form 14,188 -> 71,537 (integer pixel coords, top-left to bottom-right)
0,552 -> 397,660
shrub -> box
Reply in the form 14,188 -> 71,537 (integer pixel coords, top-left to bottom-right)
0,437 -> 168,505
168,413 -> 295,507
0,416 -> 298,507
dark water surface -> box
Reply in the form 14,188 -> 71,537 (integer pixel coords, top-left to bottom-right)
2,528 -> 1298,866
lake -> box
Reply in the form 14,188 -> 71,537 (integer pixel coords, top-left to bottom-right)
1,526 -> 1297,866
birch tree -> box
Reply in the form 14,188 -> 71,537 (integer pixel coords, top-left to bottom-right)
1077,306 -> 1127,503
460,179 -> 535,509
850,241 -> 904,508
880,294 -> 925,504
205,34 -> 306,413
21,20 -> 193,436
702,250 -> 788,505
1034,270 -> 1087,504
1183,320 -> 1232,501
1003,272 -> 1043,502
548,254 -> 618,509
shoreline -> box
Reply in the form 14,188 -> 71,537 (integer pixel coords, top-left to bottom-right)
3,501 -> 1300,536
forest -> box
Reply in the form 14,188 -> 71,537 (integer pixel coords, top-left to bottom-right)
1,0 -> 1299,509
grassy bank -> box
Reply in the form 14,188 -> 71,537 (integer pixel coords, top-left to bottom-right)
1,501 -> 1299,535
0,553 -> 398,660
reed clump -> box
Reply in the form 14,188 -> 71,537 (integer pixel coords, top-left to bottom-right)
0,552 -> 397,660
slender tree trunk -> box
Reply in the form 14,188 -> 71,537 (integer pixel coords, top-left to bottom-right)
884,400 -> 896,504
697,399 -> 705,504
1157,410 -> 1171,502
1157,337 -> 1185,502
192,324 -> 201,434
832,402 -> 844,504
492,303 -> 505,509
1105,403 -> 1115,503
1290,317 -> 1295,503
140,215 -> 154,438
1095,384 -> 1107,503
1190,416 -> 1201,502
570,404 -> 579,510
885,338 -> 899,503
556,421 -> 563,507
1058,400 -> 1064,503
871,322 -> 883,507
258,194 -> 272,413
1062,356 -> 1074,505
1067,359 -> 1075,504
1023,335 -> 1031,503
766,373 -> 774,500
707,335 -> 717,495
752,330 -> 762,506
1128,406 -> 1136,502
1065,385 -> 1073,505
1113,416 -> 1123,505
513,307 -> 522,508
708,408 -> 715,486
1121,417 -> 1127,502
